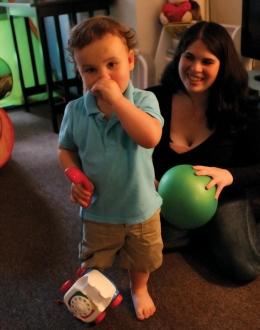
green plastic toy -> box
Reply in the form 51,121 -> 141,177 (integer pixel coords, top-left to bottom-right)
158,164 -> 218,229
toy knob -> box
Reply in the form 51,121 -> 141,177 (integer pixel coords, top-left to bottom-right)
65,167 -> 94,192
59,279 -> 74,293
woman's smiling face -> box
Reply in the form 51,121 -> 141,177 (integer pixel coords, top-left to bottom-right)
178,39 -> 220,95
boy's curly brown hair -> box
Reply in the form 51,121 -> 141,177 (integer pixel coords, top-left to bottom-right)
68,15 -> 137,59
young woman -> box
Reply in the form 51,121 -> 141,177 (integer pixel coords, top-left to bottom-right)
149,21 -> 260,282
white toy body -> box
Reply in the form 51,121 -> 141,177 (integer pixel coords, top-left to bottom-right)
61,269 -> 122,324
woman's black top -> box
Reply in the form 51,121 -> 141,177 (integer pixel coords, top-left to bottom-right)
148,85 -> 260,196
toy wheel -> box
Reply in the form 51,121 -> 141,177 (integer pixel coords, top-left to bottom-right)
110,293 -> 123,308
95,311 -> 106,324
0,108 -> 14,168
76,266 -> 87,278
59,279 -> 73,293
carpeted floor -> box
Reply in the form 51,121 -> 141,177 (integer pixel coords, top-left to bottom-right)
0,105 -> 260,330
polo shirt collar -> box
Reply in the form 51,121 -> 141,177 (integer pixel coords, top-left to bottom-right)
84,91 -> 99,115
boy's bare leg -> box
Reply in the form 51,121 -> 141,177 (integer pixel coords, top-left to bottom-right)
129,270 -> 156,320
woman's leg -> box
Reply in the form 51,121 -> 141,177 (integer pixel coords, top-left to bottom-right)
161,217 -> 191,252
204,197 -> 260,282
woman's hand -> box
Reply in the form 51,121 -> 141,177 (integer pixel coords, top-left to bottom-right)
192,165 -> 233,199
70,183 -> 93,208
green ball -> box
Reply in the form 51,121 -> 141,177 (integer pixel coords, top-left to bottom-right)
158,164 -> 218,229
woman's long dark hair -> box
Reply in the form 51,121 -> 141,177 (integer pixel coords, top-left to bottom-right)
161,21 -> 249,131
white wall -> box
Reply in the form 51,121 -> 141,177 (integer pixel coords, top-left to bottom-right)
111,0 -> 164,85
209,1 -> 242,59
210,0 -> 242,25
110,0 -> 137,29
209,0 -> 258,69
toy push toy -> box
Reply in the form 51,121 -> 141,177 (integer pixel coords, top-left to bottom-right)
60,268 -> 123,324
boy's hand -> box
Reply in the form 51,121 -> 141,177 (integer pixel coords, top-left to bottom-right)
91,78 -> 122,104
70,183 -> 93,208
65,167 -> 95,208
91,78 -> 123,117
193,165 -> 233,199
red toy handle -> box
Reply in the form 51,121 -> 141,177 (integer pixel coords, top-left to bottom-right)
64,167 -> 94,193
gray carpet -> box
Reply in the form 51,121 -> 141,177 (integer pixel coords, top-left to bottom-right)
0,105 -> 260,330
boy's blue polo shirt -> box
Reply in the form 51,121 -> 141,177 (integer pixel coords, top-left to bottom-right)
58,82 -> 163,224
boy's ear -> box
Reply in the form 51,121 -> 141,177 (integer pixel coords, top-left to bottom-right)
128,49 -> 135,71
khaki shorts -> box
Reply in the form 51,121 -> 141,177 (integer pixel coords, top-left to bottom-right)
79,209 -> 163,272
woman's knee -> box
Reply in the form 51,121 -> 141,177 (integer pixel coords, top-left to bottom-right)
205,198 -> 260,282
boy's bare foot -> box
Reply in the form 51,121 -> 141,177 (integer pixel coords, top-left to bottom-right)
131,287 -> 156,320
129,271 -> 156,320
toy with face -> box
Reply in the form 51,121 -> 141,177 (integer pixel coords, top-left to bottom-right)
60,269 -> 123,324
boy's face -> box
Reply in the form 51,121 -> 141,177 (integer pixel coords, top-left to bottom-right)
74,33 -> 135,93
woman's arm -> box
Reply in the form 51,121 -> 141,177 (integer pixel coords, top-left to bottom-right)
229,109 -> 260,189
194,108 -> 260,199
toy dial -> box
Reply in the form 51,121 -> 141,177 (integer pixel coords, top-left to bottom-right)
70,294 -> 95,319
